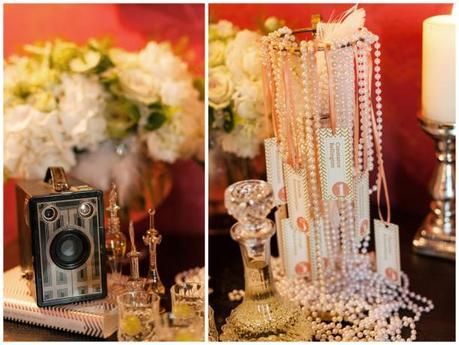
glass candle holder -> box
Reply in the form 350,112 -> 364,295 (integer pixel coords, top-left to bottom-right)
170,282 -> 204,321
117,291 -> 160,341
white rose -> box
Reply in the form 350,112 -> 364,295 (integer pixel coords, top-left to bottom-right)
108,48 -> 139,68
219,125 -> 260,159
160,80 -> 197,107
209,40 -> 226,67
209,66 -> 233,110
233,79 -> 264,120
226,30 -> 262,83
118,67 -> 160,104
220,115 -> 270,159
209,20 -> 237,41
139,42 -> 189,81
143,97 -> 204,162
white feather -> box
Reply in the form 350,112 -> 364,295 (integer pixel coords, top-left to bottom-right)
317,5 -> 366,43
111,138 -> 145,207
71,141 -> 119,192
71,136 -> 145,207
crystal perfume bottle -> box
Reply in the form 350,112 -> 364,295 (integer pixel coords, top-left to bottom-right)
220,180 -> 313,341
142,209 -> 165,297
126,221 -> 145,292
105,184 -> 127,295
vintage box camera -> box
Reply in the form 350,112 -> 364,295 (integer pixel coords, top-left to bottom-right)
16,167 -> 107,307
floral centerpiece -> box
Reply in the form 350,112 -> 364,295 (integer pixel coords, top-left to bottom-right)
208,20 -> 269,159
4,38 -> 204,207
208,18 -> 282,220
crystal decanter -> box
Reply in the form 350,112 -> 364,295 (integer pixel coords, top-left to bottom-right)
142,209 -> 165,297
220,180 -> 313,341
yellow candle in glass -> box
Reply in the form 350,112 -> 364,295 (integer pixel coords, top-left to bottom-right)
421,13 -> 456,123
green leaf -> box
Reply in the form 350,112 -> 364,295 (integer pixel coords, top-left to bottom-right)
223,107 -> 234,133
145,109 -> 167,131
106,98 -> 140,139
209,107 -> 215,128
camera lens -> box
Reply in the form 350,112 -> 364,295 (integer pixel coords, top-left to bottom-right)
50,230 -> 91,270
42,206 -> 59,222
78,202 -> 94,218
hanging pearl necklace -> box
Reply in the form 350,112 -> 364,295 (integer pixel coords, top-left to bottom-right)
259,19 -> 434,342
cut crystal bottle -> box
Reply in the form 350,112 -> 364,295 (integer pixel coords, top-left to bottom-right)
220,179 -> 313,341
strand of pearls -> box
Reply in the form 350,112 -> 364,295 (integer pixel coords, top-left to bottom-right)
372,37 -> 385,195
264,30 -> 289,162
299,40 -> 326,296
271,256 -> 434,341
356,40 -> 373,174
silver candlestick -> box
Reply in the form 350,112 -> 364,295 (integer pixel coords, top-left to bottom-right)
413,116 -> 456,260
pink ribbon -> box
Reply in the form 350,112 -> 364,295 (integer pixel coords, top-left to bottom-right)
282,57 -> 299,168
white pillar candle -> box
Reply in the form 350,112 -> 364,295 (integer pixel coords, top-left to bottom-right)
421,13 -> 456,123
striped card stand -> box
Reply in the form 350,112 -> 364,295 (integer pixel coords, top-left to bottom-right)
4,266 -> 118,338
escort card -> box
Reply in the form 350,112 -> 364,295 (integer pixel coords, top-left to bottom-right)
374,220 -> 401,285
318,128 -> 354,200
275,205 -> 288,276
264,137 -> 286,206
355,172 -> 370,241
281,218 -> 311,278
284,163 -> 310,232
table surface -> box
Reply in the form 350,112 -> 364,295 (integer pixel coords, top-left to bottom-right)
209,209 -> 456,342
3,231 -> 204,342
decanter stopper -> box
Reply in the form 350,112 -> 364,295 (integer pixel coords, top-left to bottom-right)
142,209 -> 165,296
126,221 -> 144,291
224,179 -> 275,239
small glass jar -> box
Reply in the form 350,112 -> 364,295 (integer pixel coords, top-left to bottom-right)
170,282 -> 204,321
117,291 -> 160,341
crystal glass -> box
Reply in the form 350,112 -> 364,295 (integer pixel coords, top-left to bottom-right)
153,312 -> 204,341
117,291 -> 160,341
170,282 -> 204,321
220,180 -> 313,341
105,231 -> 127,293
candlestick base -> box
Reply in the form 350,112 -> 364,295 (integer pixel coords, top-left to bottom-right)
413,117 -> 455,260
413,214 -> 455,260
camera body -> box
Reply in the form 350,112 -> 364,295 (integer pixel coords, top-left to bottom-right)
16,167 -> 107,307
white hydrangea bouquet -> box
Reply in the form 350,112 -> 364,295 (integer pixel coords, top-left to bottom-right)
208,20 -> 271,159
5,38 -> 204,206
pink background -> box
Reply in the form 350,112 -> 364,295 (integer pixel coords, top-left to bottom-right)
4,4 -> 205,245
210,3 -> 454,220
